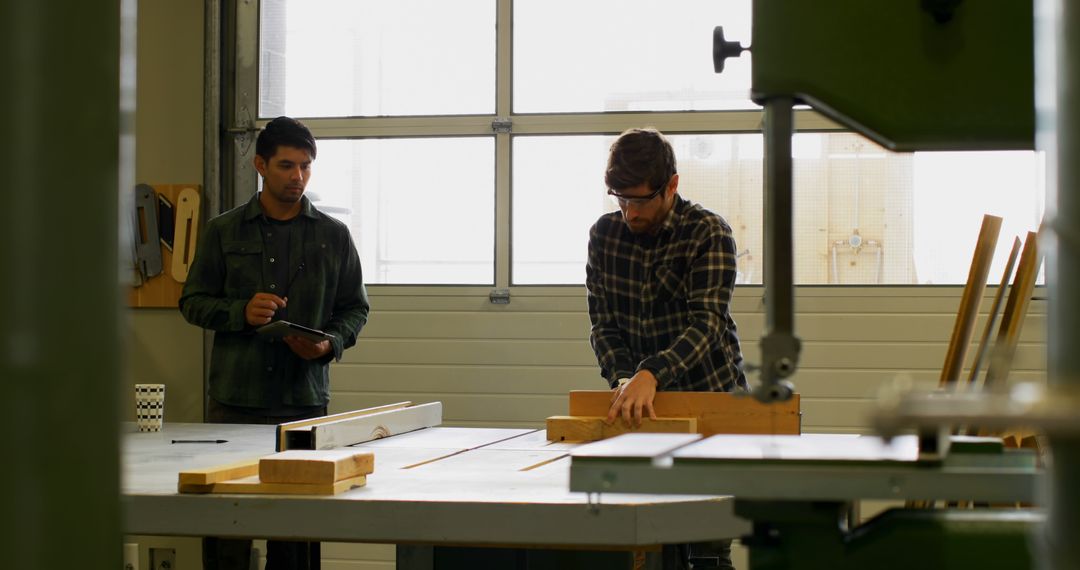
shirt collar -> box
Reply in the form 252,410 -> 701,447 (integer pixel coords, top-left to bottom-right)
655,194 -> 686,237
242,192 -> 319,222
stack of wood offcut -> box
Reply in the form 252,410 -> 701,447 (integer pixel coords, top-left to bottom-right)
547,390 -> 801,442
178,449 -> 374,496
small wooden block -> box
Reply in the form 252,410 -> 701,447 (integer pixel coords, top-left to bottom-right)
178,459 -> 259,486
259,449 -> 375,484
179,474 -> 367,496
546,416 -> 697,442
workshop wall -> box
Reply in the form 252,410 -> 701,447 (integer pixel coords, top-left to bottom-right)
124,0 -> 205,424
336,287 -> 1046,434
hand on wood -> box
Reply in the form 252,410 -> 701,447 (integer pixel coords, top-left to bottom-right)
607,370 -> 658,428
284,336 -> 331,360
245,293 -> 286,326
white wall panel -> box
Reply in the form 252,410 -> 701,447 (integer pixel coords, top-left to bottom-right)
331,287 -> 1048,434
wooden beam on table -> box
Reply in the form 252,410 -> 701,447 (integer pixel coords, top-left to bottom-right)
259,450 -> 375,484
179,474 -> 367,496
546,416 -> 697,442
565,391 -> 800,436
276,401 -> 413,451
177,459 -> 259,486
309,402 -> 443,450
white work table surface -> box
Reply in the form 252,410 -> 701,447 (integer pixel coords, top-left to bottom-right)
123,423 -> 749,547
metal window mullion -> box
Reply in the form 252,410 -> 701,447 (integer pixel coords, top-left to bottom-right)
505,109 -> 838,136
225,0 -> 260,212
267,115 -> 499,138
494,0 -> 512,288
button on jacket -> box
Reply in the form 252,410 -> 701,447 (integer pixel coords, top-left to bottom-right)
179,193 -> 370,409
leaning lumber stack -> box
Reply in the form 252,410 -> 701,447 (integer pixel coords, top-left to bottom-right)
178,449 -> 374,495
546,390 -> 801,442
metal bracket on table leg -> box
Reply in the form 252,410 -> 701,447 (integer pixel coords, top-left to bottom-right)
587,492 -> 602,514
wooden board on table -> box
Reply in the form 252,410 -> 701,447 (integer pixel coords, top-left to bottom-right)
127,183 -> 202,308
310,402 -> 443,450
567,391 -> 801,436
179,474 -> 367,495
276,402 -> 413,451
546,416 -> 697,442
177,459 -> 259,486
259,449 -> 375,484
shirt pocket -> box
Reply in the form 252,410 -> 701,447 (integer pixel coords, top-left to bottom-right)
653,263 -> 688,304
222,240 -> 263,297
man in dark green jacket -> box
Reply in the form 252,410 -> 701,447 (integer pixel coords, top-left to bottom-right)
179,116 -> 369,570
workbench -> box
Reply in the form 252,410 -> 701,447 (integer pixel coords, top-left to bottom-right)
123,423 -> 750,567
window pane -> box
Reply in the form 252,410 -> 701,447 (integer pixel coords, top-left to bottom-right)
306,138 -> 494,284
512,134 -> 1044,286
511,134 -> 761,285
513,0 -> 753,113
791,135 -> 1044,285
260,0 -> 495,118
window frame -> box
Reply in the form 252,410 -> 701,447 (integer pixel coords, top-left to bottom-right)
228,0 -> 1001,297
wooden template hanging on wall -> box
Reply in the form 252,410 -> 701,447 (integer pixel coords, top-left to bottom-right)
127,183 -> 202,308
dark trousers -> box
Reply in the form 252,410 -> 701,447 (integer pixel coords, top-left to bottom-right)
203,400 -> 327,570
648,540 -> 735,569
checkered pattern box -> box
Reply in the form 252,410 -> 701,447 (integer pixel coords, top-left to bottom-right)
135,383 -> 165,432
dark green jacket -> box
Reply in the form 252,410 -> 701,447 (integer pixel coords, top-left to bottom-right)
179,193 -> 370,409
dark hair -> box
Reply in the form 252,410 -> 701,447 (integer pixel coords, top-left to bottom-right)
255,116 -> 317,161
605,128 -> 677,192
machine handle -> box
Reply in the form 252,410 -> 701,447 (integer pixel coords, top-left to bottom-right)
713,26 -> 748,74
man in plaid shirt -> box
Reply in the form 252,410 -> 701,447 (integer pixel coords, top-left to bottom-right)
587,127 -> 746,568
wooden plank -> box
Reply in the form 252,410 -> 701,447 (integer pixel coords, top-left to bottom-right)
177,459 -> 259,486
259,450 -> 375,484
966,237 -> 1022,388
170,186 -> 200,282
984,231 -> 1043,391
568,391 -> 800,435
179,474 -> 366,495
546,416 -> 697,442
309,402 -> 444,450
939,214 -> 1001,387
277,402 -> 412,451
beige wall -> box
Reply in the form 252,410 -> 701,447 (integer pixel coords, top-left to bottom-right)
124,0 -> 205,423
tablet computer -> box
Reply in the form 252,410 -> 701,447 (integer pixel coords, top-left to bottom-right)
256,321 -> 334,343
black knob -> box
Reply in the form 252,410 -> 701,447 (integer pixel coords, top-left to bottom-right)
713,26 -> 748,74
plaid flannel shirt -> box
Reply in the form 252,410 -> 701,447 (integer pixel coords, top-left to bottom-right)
179,193 -> 370,409
586,195 -> 747,392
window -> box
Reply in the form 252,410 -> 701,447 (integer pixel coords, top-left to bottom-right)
511,132 -> 1043,285
260,0 -> 496,118
513,0 -> 753,113
251,0 -> 1044,287
306,138 -> 495,284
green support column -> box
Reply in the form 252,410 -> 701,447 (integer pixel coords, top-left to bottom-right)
0,1 -> 129,568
